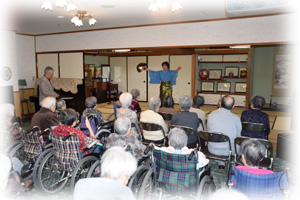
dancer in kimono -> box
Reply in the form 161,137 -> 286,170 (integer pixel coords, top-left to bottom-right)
145,61 -> 182,104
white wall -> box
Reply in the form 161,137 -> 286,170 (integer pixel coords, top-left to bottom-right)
36,14 -> 291,52
16,35 -> 36,88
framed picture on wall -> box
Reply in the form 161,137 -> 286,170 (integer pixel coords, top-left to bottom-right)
201,81 -> 214,92
225,66 -> 239,77
235,82 -> 247,93
208,69 -> 222,80
217,82 -> 231,92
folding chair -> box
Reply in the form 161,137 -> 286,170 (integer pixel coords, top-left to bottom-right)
138,122 -> 168,147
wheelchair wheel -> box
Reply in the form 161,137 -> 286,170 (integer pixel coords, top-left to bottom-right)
70,155 -> 98,192
137,168 -> 156,200
8,142 -> 26,162
128,165 -> 149,195
32,148 -> 53,185
37,151 -> 69,193
197,175 -> 216,199
5,140 -> 22,155
86,160 -> 101,178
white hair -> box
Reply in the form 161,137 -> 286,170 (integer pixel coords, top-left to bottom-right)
101,146 -> 137,180
0,154 -> 11,190
40,97 -> 56,109
179,95 -> 193,111
169,128 -> 188,149
0,104 -> 15,120
114,117 -> 131,135
149,96 -> 161,111
44,66 -> 54,74
119,92 -> 132,108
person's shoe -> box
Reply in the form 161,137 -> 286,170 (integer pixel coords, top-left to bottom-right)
219,165 -> 225,170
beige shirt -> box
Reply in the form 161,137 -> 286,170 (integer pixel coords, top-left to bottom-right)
189,107 -> 206,131
140,110 -> 168,141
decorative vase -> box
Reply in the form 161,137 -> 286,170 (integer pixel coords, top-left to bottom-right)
199,69 -> 208,80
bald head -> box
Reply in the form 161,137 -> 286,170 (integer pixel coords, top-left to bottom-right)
221,95 -> 235,110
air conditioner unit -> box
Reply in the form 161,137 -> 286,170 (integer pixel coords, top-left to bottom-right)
225,0 -> 292,18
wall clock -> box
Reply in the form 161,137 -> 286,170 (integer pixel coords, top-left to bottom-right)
1,66 -> 12,81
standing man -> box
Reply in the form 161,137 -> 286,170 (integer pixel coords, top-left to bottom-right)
145,61 -> 182,104
39,66 -> 59,103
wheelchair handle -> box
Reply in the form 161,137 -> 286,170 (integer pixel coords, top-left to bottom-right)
27,126 -> 40,134
100,120 -> 114,128
38,128 -> 52,137
188,149 -> 198,161
144,143 -> 154,154
63,132 -> 77,141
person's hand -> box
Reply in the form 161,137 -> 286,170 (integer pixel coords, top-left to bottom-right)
145,68 -> 150,72
176,66 -> 182,72
56,93 -> 60,98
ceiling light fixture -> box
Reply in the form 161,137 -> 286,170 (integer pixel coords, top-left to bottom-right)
56,0 -> 67,8
113,49 -> 131,53
41,0 -> 53,11
71,11 -> 97,27
149,0 -> 182,13
230,45 -> 251,49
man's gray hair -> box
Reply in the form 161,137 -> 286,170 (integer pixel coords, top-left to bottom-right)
119,92 -> 132,108
114,117 -> 131,135
44,66 -> 54,75
56,99 -> 66,110
85,96 -> 97,108
101,146 -> 137,180
241,140 -> 266,167
168,128 -> 188,149
0,104 -> 15,120
179,95 -> 193,111
130,89 -> 140,99
149,96 -> 161,111
40,97 -> 56,110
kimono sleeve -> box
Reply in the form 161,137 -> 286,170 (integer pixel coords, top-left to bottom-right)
149,70 -> 161,84
170,70 -> 178,85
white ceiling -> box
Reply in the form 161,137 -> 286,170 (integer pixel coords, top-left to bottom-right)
10,0 -> 291,35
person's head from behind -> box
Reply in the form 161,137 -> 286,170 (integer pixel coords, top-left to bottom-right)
193,95 -> 205,109
44,66 -> 54,79
130,89 -> 140,100
250,96 -> 265,110
60,108 -> 79,127
40,97 -> 56,112
179,95 -> 193,111
168,128 -> 188,149
119,92 -> 132,108
101,146 -> 137,185
163,96 -> 175,108
56,99 -> 66,111
149,96 -> 161,112
0,104 -> 15,121
85,96 -> 97,109
114,117 -> 131,135
221,95 -> 235,110
161,61 -> 170,71
241,140 -> 266,167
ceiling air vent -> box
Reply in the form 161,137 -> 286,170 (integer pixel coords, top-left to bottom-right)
225,0 -> 292,18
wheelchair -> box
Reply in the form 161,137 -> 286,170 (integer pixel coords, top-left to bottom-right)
36,131 -> 106,193
135,143 -> 216,200
8,126 -> 53,181
2,122 -> 23,155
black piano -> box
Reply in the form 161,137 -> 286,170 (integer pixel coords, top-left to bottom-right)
30,83 -> 85,114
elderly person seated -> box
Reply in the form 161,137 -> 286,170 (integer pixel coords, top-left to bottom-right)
159,96 -> 178,115
106,117 -> 146,160
53,108 -> 97,156
130,89 -> 142,117
189,95 -> 206,131
171,95 -> 199,146
73,146 -> 137,200
117,92 -> 138,123
0,104 -> 22,143
82,96 -> 105,125
158,128 -> 209,168
55,99 -> 66,120
31,97 -> 59,141
241,96 -> 270,139
140,96 -> 168,142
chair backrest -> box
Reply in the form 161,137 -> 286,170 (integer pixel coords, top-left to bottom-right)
199,131 -> 231,150
234,136 -> 273,159
131,123 -> 142,141
51,132 -> 81,171
198,118 -> 205,131
233,167 -> 287,199
153,147 -> 199,195
242,122 -> 267,132
169,125 -> 197,136
22,126 -> 43,163
138,122 -> 167,145
158,112 -> 173,121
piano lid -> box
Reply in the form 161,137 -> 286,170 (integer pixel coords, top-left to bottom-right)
35,77 -> 83,94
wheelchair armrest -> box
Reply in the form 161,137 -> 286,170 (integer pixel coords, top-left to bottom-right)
144,143 -> 154,154
106,113 -> 115,121
86,140 -> 98,149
